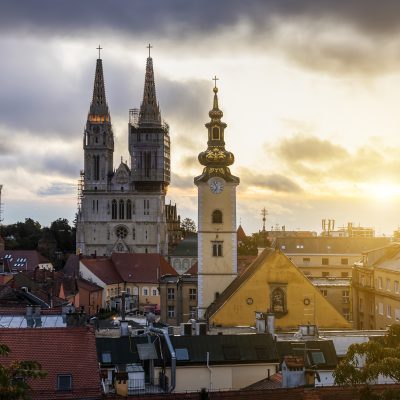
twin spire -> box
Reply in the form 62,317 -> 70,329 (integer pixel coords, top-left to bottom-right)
88,45 -> 161,125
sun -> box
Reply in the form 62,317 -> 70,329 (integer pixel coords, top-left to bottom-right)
365,182 -> 400,202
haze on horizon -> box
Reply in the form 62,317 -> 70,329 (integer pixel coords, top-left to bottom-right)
1,0 -> 400,236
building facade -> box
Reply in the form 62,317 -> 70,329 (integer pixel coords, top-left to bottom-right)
194,83 -> 239,319
76,53 -> 170,256
352,243 -> 400,330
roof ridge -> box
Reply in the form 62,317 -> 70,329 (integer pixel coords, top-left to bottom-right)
206,248 -> 274,319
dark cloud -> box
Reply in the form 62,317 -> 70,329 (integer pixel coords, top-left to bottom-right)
37,182 -> 76,197
2,1 -> 400,39
240,168 -> 302,193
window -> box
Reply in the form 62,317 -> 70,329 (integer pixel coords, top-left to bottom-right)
144,199 -> 150,215
57,374 -> 72,391
341,272 -> 349,278
342,290 -> 350,303
212,126 -> 220,140
212,242 -> 223,257
320,289 -> 328,297
167,305 -> 175,318
151,287 -> 158,296
322,271 -> 329,277
395,281 -> 399,294
387,304 -> 392,318
310,351 -> 326,365
132,228 -> 136,240
395,308 -> 400,321
341,258 -> 348,265
189,306 -> 196,318
189,288 -> 197,301
111,200 -> 117,220
115,226 -> 128,239
378,277 -> 383,289
143,287 -> 149,296
126,200 -> 132,219
101,352 -> 112,363
343,308 -> 350,321
212,210 -> 223,224
322,258 -> 329,265
167,288 -> 175,300
386,278 -> 391,291
303,257 -> 310,265
378,302 -> 384,315
119,199 -> 124,219
93,155 -> 100,180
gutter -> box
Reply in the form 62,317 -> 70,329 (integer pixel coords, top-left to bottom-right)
149,327 -> 176,392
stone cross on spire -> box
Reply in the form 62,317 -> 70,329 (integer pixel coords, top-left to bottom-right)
147,43 -> 153,58
97,45 -> 102,59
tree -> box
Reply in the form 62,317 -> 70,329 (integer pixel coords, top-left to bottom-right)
0,343 -> 47,399
49,218 -> 75,253
180,218 -> 197,237
334,324 -> 400,399
237,236 -> 258,256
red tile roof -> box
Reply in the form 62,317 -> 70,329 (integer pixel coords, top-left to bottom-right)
237,225 -> 247,242
0,327 -> 101,400
0,250 -> 52,272
111,253 -> 177,283
80,257 -> 121,285
186,261 -> 198,275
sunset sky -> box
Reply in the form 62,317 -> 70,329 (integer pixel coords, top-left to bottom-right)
2,1 -> 400,235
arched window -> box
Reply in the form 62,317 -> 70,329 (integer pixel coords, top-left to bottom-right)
212,126 -> 220,140
119,200 -> 124,219
111,200 -> 117,220
212,210 -> 223,224
126,200 -> 132,219
116,243 -> 124,252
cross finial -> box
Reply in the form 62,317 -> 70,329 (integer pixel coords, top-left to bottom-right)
147,43 -> 153,58
212,75 -> 219,88
97,45 -> 102,59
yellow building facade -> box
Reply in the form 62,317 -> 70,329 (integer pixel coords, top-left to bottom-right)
207,248 -> 351,330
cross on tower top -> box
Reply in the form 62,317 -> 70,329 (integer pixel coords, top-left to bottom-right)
97,45 -> 102,59
213,75 -> 219,88
147,43 -> 153,58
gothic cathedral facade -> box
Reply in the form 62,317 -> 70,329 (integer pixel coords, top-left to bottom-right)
76,54 -> 170,256
195,84 -> 239,319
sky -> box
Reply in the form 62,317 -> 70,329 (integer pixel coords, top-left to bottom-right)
2,1 -> 400,235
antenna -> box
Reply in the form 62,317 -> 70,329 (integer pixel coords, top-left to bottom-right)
261,207 -> 268,232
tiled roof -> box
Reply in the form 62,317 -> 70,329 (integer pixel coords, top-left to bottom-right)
63,254 -> 80,277
81,253 -> 177,285
275,236 -> 390,254
237,225 -> 247,242
244,372 -> 282,390
80,257 -> 121,285
186,262 -> 198,275
111,253 -> 177,283
76,277 -> 103,292
0,250 -> 52,272
0,327 -> 101,399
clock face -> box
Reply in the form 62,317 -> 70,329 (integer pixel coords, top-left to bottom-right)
209,179 -> 224,194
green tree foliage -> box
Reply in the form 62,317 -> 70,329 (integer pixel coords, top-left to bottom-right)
237,236 -> 258,256
0,343 -> 47,399
334,324 -> 400,399
49,218 -> 75,253
0,219 -> 42,250
180,218 -> 197,237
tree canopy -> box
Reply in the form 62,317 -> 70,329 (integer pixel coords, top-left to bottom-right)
180,218 -> 197,237
334,324 -> 400,399
0,343 -> 47,399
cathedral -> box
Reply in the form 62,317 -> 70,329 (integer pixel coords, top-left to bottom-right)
76,50 -> 170,256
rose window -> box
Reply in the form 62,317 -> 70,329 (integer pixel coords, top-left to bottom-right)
115,226 -> 128,239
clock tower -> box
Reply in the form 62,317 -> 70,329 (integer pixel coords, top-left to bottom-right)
194,81 -> 239,319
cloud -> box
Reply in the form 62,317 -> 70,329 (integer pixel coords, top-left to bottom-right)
170,173 -> 193,189
276,134 -> 348,163
37,182 -> 76,197
239,167 -> 302,193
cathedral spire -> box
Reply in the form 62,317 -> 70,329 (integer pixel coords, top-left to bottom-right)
89,56 -> 110,119
139,46 -> 161,125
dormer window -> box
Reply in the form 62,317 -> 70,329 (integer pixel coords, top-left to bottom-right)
212,126 -> 220,140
